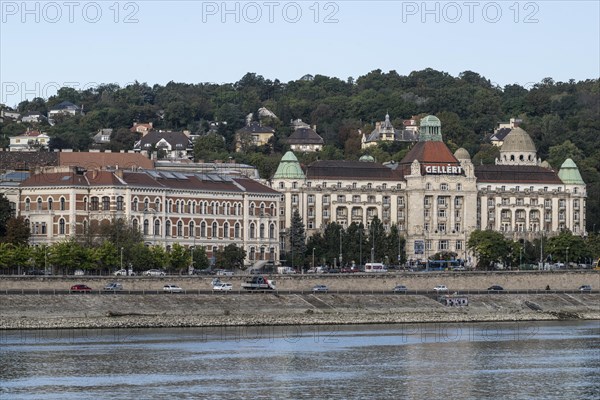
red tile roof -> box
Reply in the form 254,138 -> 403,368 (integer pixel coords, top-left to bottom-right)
400,141 -> 459,165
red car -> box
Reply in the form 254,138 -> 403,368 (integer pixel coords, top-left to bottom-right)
70,284 -> 92,293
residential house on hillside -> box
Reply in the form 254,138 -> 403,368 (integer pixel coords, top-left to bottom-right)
235,121 -> 275,152
92,129 -> 113,146
9,129 -> 50,152
21,111 -> 47,124
134,131 -> 193,160
0,109 -> 21,122
48,101 -> 83,117
361,114 -> 419,149
486,118 -> 522,147
287,119 -> 324,152
131,122 -> 154,135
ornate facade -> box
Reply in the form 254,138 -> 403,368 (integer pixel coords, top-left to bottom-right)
272,115 -> 587,266
18,167 -> 280,267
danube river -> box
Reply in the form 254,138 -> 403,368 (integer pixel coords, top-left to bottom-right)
1,321 -> 598,399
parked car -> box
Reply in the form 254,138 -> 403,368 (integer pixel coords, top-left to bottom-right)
163,284 -> 183,293
24,269 -> 45,275
103,282 -> 123,291
487,285 -> 504,291
312,284 -> 329,292
144,269 -> 166,276
216,269 -> 234,276
393,285 -> 408,293
433,285 -> 449,292
213,283 -> 233,291
579,285 -> 592,292
70,284 -> 92,293
113,269 -> 136,276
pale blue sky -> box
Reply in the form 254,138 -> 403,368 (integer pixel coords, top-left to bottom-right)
1,1 -> 599,105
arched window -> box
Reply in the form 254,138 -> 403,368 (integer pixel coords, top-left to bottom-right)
250,247 -> 255,261
165,220 -> 171,236
90,197 -> 99,211
132,198 -> 138,212
132,219 -> 138,231
269,223 -> 275,239
212,222 -> 218,237
177,221 -> 183,237
249,223 -> 255,239
235,223 -> 240,238
259,223 -> 265,238
155,198 -> 161,212
223,222 -> 229,238
25,198 -> 31,211
189,221 -> 195,237
143,219 -> 149,235
224,203 -> 229,215
154,219 -> 160,236
117,196 -> 124,211
48,198 -> 53,210
59,218 -> 66,235
102,196 -> 110,211
37,198 -> 42,210
144,198 -> 149,211
201,221 -> 206,237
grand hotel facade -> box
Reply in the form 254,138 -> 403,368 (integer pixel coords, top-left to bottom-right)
15,115 -> 586,267
272,116 -> 587,266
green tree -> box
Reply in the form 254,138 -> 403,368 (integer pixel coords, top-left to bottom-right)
216,244 -> 246,270
190,246 -> 210,270
467,230 -> 511,270
4,217 -> 30,245
0,194 -> 14,238
168,243 -> 190,273
289,209 -> 307,269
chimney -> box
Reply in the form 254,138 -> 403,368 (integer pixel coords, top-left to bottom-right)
313,124 -> 317,131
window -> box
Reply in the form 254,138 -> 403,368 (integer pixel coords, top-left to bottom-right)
59,219 -> 65,235
437,223 -> 446,233
323,195 -> 330,204
438,240 -> 448,250
440,183 -> 448,191
37,198 -> 42,210
250,223 -> 255,239
189,221 -> 195,237
201,221 -> 206,237
165,220 -> 171,236
307,195 -> 315,205
426,183 -> 432,190
353,195 -> 361,203
177,221 -> 183,237
132,198 -> 138,212
48,198 -> 53,210
438,209 -> 446,218
143,219 -> 149,235
516,198 -> 524,206
278,182 -> 285,189
367,195 -> 376,204
292,194 -> 298,205
223,222 -> 229,238
117,196 -> 124,211
155,198 -> 161,212
102,196 -> 110,211
456,183 -> 462,191
456,240 -> 462,250
212,222 -> 218,237
292,182 -> 298,189
144,199 -> 150,211
154,220 -> 160,236
260,223 -> 265,238
25,198 -> 31,211
269,223 -> 275,238
437,197 -> 446,206
235,223 -> 240,238
90,197 -> 99,211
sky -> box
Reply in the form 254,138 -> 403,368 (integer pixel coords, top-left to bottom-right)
1,0 -> 599,106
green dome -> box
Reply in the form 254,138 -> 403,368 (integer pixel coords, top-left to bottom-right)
419,115 -> 442,142
420,115 -> 441,126
273,151 -> 305,179
359,154 -> 375,162
558,158 -> 585,184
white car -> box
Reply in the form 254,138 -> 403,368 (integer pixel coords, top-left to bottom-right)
213,283 -> 233,291
113,269 -> 136,276
216,269 -> 234,276
144,269 -> 166,276
433,285 -> 449,292
163,284 -> 183,293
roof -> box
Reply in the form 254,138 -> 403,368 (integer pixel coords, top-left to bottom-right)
306,160 -> 404,181
273,151 -> 305,179
558,158 -> 585,184
237,122 -> 275,134
287,127 -> 324,145
137,131 -> 192,148
454,148 -> 471,160
501,127 -> 536,153
488,127 -> 512,142
474,165 -> 563,184
0,152 -> 59,171
400,141 -> 459,165
20,169 -> 279,195
59,152 -> 154,170
51,101 -> 79,110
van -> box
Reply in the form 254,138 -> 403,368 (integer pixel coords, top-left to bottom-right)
364,263 -> 388,273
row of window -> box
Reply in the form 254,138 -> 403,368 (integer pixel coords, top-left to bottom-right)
281,181 -> 402,190
419,240 -> 463,251
488,198 -> 575,208
486,185 -> 579,194
24,197 -> 67,211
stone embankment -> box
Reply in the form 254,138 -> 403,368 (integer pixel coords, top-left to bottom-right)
1,293 -> 598,330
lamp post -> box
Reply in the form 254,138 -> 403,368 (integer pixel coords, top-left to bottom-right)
44,246 -> 48,275
339,227 -> 343,267
370,222 -> 375,264
359,227 -> 362,267
312,247 -> 315,271
519,245 -> 523,270
566,246 -> 569,269
120,247 -> 124,275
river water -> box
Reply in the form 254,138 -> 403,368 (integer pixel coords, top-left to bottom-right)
1,321 -> 598,399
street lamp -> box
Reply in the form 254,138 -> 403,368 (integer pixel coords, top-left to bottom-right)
120,247 -> 124,275
339,227 -> 343,267
566,246 -> 569,269
312,247 -> 315,271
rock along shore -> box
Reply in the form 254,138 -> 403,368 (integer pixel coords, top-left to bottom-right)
1,293 -> 599,330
